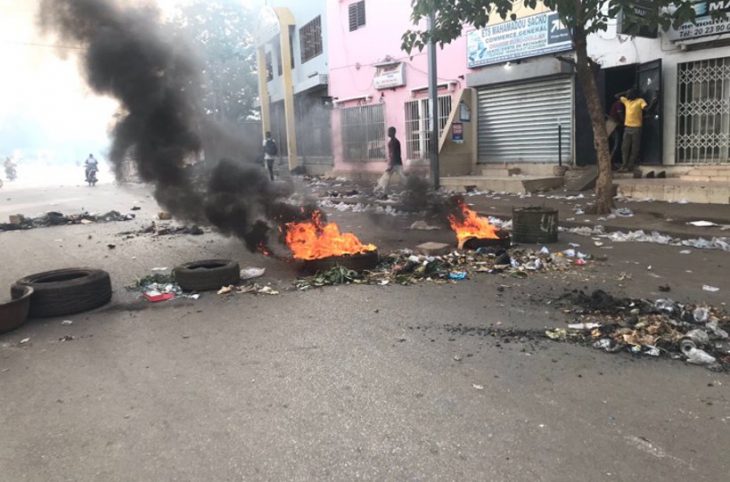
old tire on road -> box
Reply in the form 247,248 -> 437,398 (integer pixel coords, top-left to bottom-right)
11,268 -> 112,318
173,259 -> 240,292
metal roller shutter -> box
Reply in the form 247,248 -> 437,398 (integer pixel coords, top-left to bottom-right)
477,77 -> 574,163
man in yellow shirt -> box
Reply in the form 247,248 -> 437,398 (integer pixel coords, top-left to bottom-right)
618,88 -> 648,172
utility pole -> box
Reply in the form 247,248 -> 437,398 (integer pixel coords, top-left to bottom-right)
427,13 -> 440,190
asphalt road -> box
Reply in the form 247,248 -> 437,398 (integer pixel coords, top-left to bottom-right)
0,183 -> 728,481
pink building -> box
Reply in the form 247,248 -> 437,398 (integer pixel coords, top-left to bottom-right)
327,0 -> 470,177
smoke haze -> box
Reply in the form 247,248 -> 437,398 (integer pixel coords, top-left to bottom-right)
39,0 -> 313,250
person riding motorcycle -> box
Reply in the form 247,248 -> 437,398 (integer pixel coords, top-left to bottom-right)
84,154 -> 98,186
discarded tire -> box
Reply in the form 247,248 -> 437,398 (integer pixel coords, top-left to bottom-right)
173,259 -> 240,292
11,268 -> 112,318
302,250 -> 379,274
0,286 -> 33,334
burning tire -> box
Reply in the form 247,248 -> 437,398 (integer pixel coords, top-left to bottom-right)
302,250 -> 380,274
173,259 -> 240,292
11,268 -> 112,318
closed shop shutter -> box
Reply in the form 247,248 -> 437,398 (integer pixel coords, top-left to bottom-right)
477,76 -> 573,163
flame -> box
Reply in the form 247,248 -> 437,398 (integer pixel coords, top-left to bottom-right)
284,210 -> 376,260
448,199 -> 500,248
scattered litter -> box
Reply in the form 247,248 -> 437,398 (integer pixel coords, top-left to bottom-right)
240,267 -> 266,281
568,323 -> 602,330
549,290 -> 730,370
703,285 -> 720,293
658,285 -> 671,293
614,208 -> 634,218
237,284 -> 280,295
151,267 -> 169,272
449,271 -> 467,281
688,221 -> 719,227
61,320 -> 73,326
684,347 -> 717,366
217,286 -> 233,295
19,338 -> 30,344
409,220 -> 440,231
680,250 -> 692,254
144,292 -> 175,302
0,210 -> 135,232
158,211 -> 172,220
472,384 -> 484,390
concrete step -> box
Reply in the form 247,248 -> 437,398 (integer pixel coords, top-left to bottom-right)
442,175 -> 564,194
478,163 -> 560,177
681,175 -> 730,182
616,179 -> 730,204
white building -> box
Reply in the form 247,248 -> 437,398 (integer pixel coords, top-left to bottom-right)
256,0 -> 332,173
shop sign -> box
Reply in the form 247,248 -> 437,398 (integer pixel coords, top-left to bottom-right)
374,63 -> 406,90
467,11 -> 572,68
667,1 -> 730,41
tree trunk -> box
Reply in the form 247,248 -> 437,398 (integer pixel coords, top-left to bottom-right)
573,29 -> 613,214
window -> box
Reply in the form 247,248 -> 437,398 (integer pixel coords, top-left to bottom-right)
348,1 -> 366,32
300,16 -> 323,63
273,27 -> 295,77
342,104 -> 385,162
404,96 -> 453,160
676,57 -> 730,164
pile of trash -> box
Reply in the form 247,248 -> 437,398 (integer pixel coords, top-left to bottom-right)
294,246 -> 590,290
564,225 -> 730,252
0,210 -> 135,232
546,289 -> 730,370
127,273 -> 190,302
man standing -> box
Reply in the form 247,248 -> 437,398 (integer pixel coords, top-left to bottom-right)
376,127 -> 405,194
84,154 -> 98,183
618,88 -> 648,172
262,131 -> 278,181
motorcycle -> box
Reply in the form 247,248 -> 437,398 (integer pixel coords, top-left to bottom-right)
85,166 -> 98,187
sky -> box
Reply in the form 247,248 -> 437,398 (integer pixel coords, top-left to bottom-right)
0,0 -> 258,187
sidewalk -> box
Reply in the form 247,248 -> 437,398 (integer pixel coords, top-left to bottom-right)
465,190 -> 730,240
311,179 -> 730,241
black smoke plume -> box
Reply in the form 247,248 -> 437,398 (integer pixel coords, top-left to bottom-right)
39,0 -> 313,251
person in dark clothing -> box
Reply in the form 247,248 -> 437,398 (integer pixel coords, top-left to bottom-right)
376,126 -> 406,193
607,98 -> 625,166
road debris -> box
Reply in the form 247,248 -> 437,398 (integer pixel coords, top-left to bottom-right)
61,320 -> 73,326
410,220 -> 441,231
240,267 -> 266,281
564,226 -> 730,252
294,247 -> 587,290
703,285 -> 720,293
120,222 -> 204,237
0,210 -> 135,232
19,338 -> 30,344
548,290 -> 730,370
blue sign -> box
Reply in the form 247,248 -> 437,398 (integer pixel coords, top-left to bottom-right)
467,11 -> 573,68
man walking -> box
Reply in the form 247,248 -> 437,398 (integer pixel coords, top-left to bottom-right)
618,88 -> 648,172
262,131 -> 278,181
376,127 -> 406,194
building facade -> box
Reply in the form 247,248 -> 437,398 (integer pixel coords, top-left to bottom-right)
256,0 -> 332,173
317,0 -> 730,182
326,0 -> 473,177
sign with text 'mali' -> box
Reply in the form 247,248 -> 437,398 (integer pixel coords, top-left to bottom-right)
467,11 -> 572,68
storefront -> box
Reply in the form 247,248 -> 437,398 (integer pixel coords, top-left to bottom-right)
466,7 -> 576,165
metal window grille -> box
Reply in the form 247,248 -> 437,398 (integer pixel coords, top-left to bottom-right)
341,104 -> 385,162
348,1 -> 366,31
404,95 -> 453,160
676,56 -> 730,164
300,16 -> 322,64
